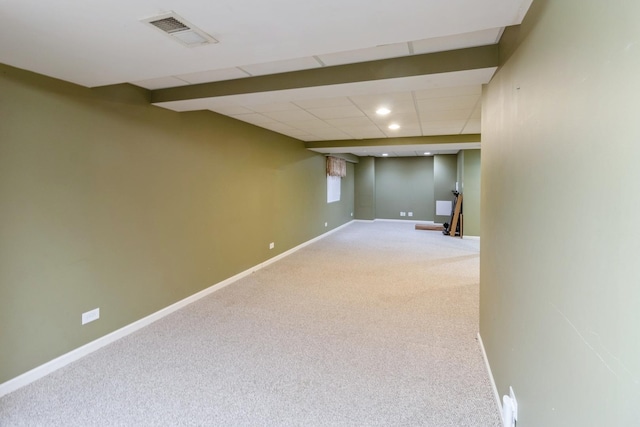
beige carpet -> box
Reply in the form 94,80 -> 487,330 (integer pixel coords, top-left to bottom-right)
0,221 -> 500,426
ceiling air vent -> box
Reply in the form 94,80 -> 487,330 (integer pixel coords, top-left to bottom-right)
142,12 -> 217,47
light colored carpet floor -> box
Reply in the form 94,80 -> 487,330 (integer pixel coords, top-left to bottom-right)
0,221 -> 501,426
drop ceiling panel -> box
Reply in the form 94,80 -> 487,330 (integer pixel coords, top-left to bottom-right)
325,117 -> 377,128
383,127 -> 422,138
470,104 -> 482,119
240,57 -> 322,76
463,119 -> 482,133
263,109 -> 318,122
248,102 -> 300,113
177,67 -> 250,84
421,120 -> 468,130
317,42 -> 410,66
342,127 -> 387,139
361,100 -> 418,117
132,76 -> 190,90
349,92 -> 415,111
419,109 -> 473,121
231,113 -> 278,125
287,119 -> 335,131
293,97 -> 354,109
307,105 -> 365,120
414,84 -> 482,99
370,110 -> 420,121
417,95 -> 480,112
260,122 -> 300,132
210,105 -> 255,115
412,28 -> 503,55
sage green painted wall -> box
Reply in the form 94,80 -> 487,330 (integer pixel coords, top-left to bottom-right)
0,64 -> 354,384
433,154 -> 458,223
354,157 -> 375,220
456,150 -> 464,190
481,0 -> 640,425
374,157 -> 433,221
462,150 -> 480,237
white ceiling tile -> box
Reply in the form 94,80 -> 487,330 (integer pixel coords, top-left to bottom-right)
318,42 -> 410,66
412,28 -> 503,55
287,119 -> 334,131
240,57 -> 322,76
232,113 -> 277,125
296,135 -> 320,141
421,120 -> 468,130
177,68 -> 250,84
361,101 -> 418,118
293,97 -> 354,109
419,109 -> 473,121
131,76 -> 190,90
414,84 -> 482,100
260,122 -> 300,132
470,104 -> 482,119
343,127 -> 387,139
307,105 -> 365,120
211,105 -> 255,115
462,119 -> 482,133
417,95 -> 480,112
279,129 -> 313,138
247,102 -> 300,113
349,92 -> 414,110
370,111 -> 419,122
383,127 -> 422,138
263,109 -> 318,121
325,117 -> 377,128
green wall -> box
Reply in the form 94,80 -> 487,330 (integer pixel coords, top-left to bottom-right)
461,150 -> 480,236
0,64 -> 354,384
354,157 -> 375,220
433,154 -> 458,223
374,157 -> 434,221
481,0 -> 640,425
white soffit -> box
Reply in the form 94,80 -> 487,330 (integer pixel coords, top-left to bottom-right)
153,68 -> 497,112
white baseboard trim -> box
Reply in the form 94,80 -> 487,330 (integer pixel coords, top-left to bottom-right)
477,332 -> 502,415
463,235 -> 480,240
373,218 -> 437,224
0,221 -> 354,398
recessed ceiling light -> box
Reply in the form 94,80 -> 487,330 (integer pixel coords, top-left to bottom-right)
424,152 -> 431,155
382,153 -> 389,157
388,123 -> 400,130
376,107 -> 391,115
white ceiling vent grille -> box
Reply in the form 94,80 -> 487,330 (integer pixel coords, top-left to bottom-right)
142,12 -> 217,47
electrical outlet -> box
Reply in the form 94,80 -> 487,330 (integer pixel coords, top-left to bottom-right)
350,212 -> 353,217
82,308 -> 100,325
324,222 -> 328,227
400,212 -> 406,217
408,212 -> 413,217
269,242 -> 275,249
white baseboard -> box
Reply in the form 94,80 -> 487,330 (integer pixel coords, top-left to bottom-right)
0,221 -> 354,398
477,332 -> 502,415
463,235 -> 480,240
